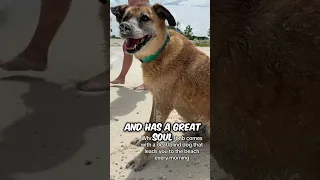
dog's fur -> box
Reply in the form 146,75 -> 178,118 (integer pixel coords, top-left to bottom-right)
212,0 -> 320,179
111,4 -> 210,171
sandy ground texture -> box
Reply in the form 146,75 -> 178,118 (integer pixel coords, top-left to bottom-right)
110,39 -> 227,180
0,1 -> 109,180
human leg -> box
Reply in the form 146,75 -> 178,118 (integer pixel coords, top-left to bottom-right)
76,4 -> 110,91
0,0 -> 72,71
110,43 -> 133,84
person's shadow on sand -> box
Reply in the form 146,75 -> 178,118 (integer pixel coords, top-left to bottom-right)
0,75 -> 109,180
110,86 -> 148,120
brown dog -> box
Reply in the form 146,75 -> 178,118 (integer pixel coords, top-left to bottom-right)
111,4 -> 210,171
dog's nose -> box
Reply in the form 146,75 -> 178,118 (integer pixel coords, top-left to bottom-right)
119,23 -> 131,35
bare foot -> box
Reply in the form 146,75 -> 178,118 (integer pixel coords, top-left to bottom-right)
0,52 -> 47,71
77,70 -> 109,92
110,77 -> 125,84
133,84 -> 149,91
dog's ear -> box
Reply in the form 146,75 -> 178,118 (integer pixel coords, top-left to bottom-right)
152,4 -> 176,26
111,5 -> 129,22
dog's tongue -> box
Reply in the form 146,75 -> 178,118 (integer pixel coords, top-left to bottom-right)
125,38 -> 140,49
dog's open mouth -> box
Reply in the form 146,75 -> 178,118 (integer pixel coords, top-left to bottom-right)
125,35 -> 153,53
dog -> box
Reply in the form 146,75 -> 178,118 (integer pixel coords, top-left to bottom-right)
111,3 -> 210,171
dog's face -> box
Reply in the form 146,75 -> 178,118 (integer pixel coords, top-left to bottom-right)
111,4 -> 176,54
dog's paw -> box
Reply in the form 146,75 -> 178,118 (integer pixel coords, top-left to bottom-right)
130,137 -> 145,146
125,154 -> 148,172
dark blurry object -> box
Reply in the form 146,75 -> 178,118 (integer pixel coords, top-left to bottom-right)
212,0 -> 320,179
0,9 -> 8,28
99,0 -> 106,4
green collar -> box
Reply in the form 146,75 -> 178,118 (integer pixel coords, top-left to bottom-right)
139,32 -> 170,63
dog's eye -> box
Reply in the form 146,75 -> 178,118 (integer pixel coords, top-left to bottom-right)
140,15 -> 150,22
122,16 -> 129,21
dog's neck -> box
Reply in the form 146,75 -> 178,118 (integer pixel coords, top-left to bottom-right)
134,31 -> 169,62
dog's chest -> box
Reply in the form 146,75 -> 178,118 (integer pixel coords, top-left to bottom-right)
141,63 -> 178,89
